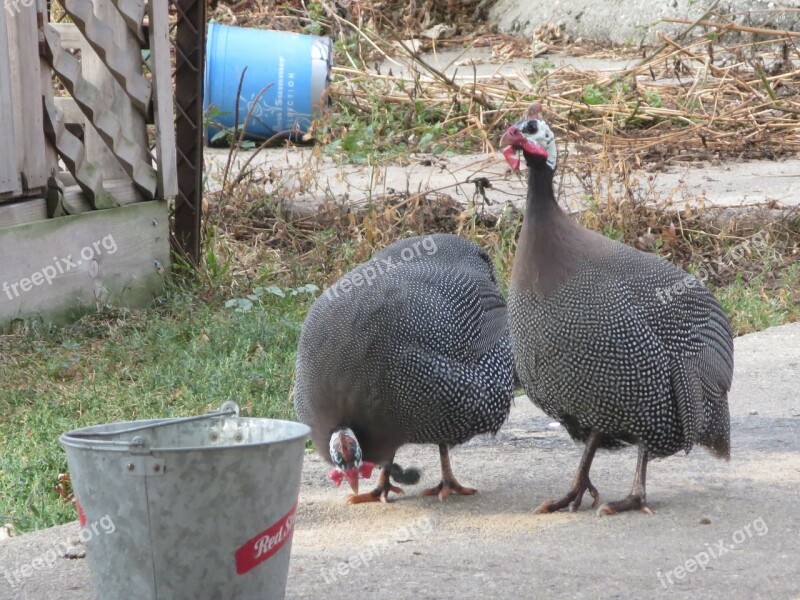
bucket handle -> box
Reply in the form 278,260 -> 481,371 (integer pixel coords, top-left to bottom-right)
63,401 -> 240,446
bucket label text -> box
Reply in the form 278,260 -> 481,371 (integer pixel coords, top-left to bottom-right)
235,502 -> 297,575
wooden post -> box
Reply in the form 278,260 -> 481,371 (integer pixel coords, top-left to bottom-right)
6,1 -> 47,191
148,0 -> 178,199
38,0 -> 59,194
173,0 -> 205,263
0,6 -> 21,195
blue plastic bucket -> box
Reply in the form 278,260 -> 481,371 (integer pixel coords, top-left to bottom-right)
204,22 -> 332,144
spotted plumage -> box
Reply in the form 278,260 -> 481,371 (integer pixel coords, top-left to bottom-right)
500,103 -> 733,514
509,237 -> 733,459
294,233 -> 514,502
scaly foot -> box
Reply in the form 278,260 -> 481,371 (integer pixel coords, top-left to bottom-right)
347,483 -> 405,504
425,443 -> 477,501
535,477 -> 600,513
597,493 -> 652,516
536,431 -> 603,514
423,479 -> 476,501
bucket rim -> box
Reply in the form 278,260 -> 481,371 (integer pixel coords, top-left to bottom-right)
60,416 -> 310,453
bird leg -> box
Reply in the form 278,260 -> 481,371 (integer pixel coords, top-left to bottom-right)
347,464 -> 404,504
423,443 -> 476,501
597,446 -> 652,516
535,430 -> 602,513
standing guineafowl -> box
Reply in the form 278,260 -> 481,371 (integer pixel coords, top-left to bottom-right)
294,233 -> 514,503
500,103 -> 733,515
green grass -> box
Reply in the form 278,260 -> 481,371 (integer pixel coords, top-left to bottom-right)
322,97 -> 470,164
715,264 -> 800,336
0,286 -> 312,532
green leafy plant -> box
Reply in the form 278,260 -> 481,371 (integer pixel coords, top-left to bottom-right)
582,84 -> 610,106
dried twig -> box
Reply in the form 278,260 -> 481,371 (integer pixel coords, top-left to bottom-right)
327,26 -> 800,163
622,0 -> 722,78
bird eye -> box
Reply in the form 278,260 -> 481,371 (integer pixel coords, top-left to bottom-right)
522,120 -> 538,135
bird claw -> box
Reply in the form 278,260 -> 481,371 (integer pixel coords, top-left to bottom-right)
347,484 -> 404,505
588,482 -> 600,509
534,500 -> 555,514
423,480 -> 476,502
596,503 -> 612,516
347,493 -> 377,505
536,477 -> 600,514
595,494 -> 651,516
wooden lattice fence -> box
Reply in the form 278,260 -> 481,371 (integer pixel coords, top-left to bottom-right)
0,0 -> 184,326
1,0 -> 177,216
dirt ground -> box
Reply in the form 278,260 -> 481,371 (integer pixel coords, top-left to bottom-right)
2,323 -> 798,600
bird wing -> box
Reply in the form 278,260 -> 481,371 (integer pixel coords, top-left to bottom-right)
372,233 -> 509,360
603,241 -> 734,449
472,272 -> 511,358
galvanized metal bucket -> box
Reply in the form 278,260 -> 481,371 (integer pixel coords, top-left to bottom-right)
60,401 -> 310,600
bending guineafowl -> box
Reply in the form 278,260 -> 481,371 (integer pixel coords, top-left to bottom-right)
294,234 -> 514,503
500,103 -> 733,515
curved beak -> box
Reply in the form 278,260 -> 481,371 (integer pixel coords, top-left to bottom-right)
499,126 -> 523,150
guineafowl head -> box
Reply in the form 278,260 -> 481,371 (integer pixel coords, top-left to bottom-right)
327,428 -> 374,494
499,102 -> 557,171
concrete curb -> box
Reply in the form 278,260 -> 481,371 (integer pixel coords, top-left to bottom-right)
489,0 -> 800,46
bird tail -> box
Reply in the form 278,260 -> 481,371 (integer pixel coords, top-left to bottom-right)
512,365 -> 523,391
698,392 -> 731,460
388,463 -> 421,485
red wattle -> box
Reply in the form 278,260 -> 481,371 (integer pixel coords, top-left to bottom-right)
503,145 -> 520,170
522,140 -> 549,160
358,461 -> 375,479
328,468 -> 344,486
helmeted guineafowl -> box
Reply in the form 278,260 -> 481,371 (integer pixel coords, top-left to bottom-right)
294,233 -> 514,503
499,103 -> 734,515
